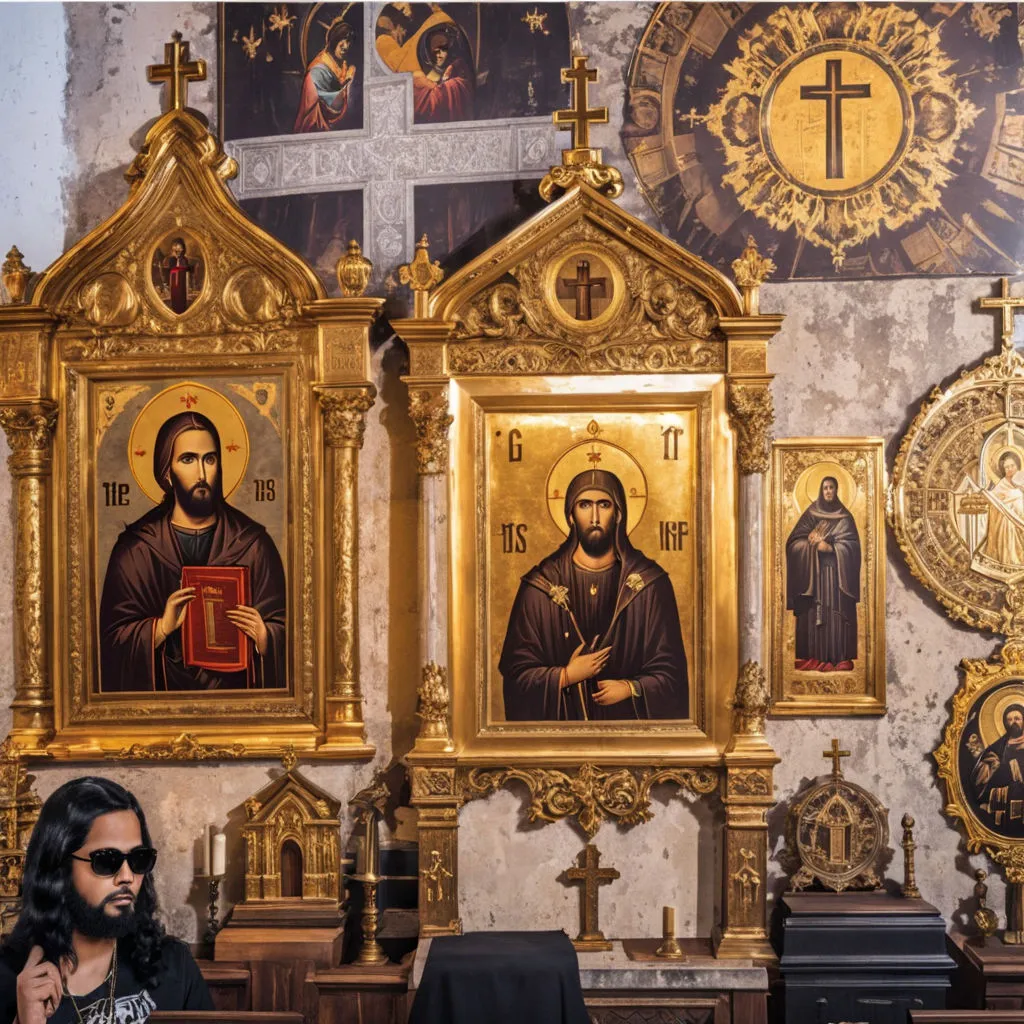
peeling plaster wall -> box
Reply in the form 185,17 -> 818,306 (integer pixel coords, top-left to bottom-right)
0,1 -> 1012,943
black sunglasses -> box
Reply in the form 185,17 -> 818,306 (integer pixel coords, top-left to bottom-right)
70,847 -> 158,876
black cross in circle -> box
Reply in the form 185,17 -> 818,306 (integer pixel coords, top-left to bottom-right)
799,59 -> 871,180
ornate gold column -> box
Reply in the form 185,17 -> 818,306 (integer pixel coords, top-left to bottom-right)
0,401 -> 57,751
305,284 -> 383,755
716,239 -> 782,961
392,238 -> 462,934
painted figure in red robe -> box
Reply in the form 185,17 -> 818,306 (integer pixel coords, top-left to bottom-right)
500,469 -> 688,721
161,239 -> 194,314
294,20 -> 357,133
413,26 -> 473,123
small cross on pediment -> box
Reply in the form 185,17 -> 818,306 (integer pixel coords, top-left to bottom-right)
147,32 -> 207,114
980,277 -> 1024,351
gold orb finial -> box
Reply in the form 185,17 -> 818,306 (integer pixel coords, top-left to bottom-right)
2,246 -> 31,304
337,239 -> 373,297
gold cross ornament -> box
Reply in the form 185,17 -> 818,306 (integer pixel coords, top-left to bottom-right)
554,56 -> 608,151
148,32 -> 207,113
823,738 -> 851,777
979,277 -> 1024,350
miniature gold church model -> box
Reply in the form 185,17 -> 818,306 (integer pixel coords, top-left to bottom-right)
216,762 -> 346,964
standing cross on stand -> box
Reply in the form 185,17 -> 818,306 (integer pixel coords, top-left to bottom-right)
147,32 -> 207,113
563,843 -> 619,951
823,738 -> 851,777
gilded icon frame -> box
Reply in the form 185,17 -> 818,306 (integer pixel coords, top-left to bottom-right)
769,438 -> 886,716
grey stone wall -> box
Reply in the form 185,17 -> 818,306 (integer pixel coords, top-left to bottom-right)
0,1 -> 1008,942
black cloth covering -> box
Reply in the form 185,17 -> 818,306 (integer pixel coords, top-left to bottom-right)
409,931 -> 590,1024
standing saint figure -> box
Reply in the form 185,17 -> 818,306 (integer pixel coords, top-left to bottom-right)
99,411 -> 286,691
785,476 -> 861,672
979,450 -> 1024,567
973,703 -> 1024,831
160,238 -> 194,314
499,468 -> 688,721
413,25 -> 474,123
294,19 -> 357,133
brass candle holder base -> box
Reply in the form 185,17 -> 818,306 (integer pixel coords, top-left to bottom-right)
352,872 -> 389,965
654,935 -> 686,960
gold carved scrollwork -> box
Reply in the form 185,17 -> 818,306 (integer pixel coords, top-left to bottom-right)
728,768 -> 772,797
318,386 -> 377,449
411,767 -> 456,798
0,404 -> 57,473
730,848 -> 762,914
113,732 -> 247,760
461,763 -> 719,838
539,161 -> 624,203
448,220 -> 725,375
731,661 -> 771,736
727,382 -> 774,475
409,387 -> 452,475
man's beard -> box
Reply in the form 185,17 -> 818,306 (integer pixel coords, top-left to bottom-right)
578,523 -> 614,557
171,472 -> 217,518
1009,721 -> 1023,739
67,885 -> 137,940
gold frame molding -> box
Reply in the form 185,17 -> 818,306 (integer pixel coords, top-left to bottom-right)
769,438 -> 887,716
392,60 -> 783,958
0,37 -> 381,761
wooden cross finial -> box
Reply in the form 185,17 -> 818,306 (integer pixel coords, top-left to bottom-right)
554,56 -> 607,151
147,32 -> 207,113
823,738 -> 850,777
979,277 -> 1024,351
564,843 -> 619,951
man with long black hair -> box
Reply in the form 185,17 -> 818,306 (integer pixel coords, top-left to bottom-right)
0,777 -> 211,1024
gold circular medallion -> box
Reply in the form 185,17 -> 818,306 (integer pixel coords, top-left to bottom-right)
544,245 -> 626,332
761,42 -> 911,198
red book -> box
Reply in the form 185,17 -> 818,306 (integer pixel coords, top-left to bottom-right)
180,566 -> 251,672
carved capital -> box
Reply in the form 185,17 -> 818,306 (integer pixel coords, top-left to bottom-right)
317,385 -> 376,449
416,661 -> 454,750
732,660 -> 770,736
0,403 -> 56,474
409,386 -> 452,475
727,381 -> 773,475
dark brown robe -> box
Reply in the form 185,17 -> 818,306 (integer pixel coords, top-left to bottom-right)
499,543 -> 688,721
785,490 -> 861,668
99,502 -> 286,691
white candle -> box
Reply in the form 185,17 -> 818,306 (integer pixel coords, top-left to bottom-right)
201,824 -> 211,877
212,832 -> 226,877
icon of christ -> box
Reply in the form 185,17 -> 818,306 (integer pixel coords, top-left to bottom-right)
499,468 -> 689,721
99,410 -> 286,691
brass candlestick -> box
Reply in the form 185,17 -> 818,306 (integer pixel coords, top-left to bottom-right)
654,904 -> 686,960
352,872 -> 388,965
203,874 -> 224,945
900,814 -> 921,899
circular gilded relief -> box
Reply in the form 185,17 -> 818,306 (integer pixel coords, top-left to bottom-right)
543,246 -> 625,331
891,348 -> 1024,632
787,773 -> 889,892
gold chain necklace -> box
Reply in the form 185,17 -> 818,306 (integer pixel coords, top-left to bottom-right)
65,951 -> 117,1024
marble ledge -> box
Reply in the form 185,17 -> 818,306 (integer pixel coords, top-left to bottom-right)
410,937 -> 767,992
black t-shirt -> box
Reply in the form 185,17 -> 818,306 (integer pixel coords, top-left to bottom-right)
0,938 -> 213,1024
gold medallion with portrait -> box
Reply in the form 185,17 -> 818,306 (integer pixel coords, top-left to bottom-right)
94,377 -> 287,695
149,229 -> 205,316
892,349 -> 1024,632
485,409 -> 697,726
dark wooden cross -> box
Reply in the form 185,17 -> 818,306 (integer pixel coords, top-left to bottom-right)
147,32 -> 207,113
564,843 -> 619,950
799,59 -> 870,179
554,56 -> 608,151
980,277 -> 1024,349
560,260 -> 607,320
823,737 -> 851,777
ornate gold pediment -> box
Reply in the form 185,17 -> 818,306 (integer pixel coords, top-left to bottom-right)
34,109 -> 323,339
428,184 -> 741,377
